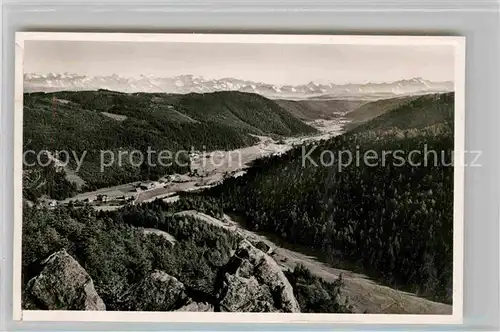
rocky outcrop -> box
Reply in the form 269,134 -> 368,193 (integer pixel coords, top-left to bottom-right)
217,240 -> 300,313
25,250 -> 105,310
176,301 -> 214,312
218,273 -> 277,312
250,240 -> 274,255
131,270 -> 187,311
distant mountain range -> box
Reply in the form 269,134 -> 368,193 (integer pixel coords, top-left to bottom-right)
24,73 -> 454,100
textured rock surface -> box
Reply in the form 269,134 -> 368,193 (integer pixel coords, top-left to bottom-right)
176,301 -> 215,312
217,240 -> 300,312
250,240 -> 273,255
132,270 -> 187,311
219,273 -> 277,312
25,250 -> 105,310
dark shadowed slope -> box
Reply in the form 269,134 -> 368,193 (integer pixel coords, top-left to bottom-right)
344,95 -> 421,129
350,92 -> 454,132
175,91 -> 317,136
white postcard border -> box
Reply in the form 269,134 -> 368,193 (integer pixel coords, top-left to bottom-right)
13,32 -> 466,325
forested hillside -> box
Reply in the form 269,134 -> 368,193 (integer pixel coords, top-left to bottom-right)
23,90 -> 315,196
351,93 -> 454,132
22,197 -> 349,313
276,99 -> 364,121
344,95 -> 419,130
21,90 -> 455,312
210,93 -> 455,303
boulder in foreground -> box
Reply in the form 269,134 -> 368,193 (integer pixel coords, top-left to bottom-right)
25,250 -> 105,311
130,270 -> 187,311
217,240 -> 300,312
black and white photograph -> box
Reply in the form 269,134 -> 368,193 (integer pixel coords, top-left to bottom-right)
14,33 -> 465,323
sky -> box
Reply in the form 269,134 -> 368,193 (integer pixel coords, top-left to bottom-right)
24,40 -> 455,85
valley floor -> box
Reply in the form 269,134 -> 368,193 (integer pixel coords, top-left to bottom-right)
60,118 -> 345,209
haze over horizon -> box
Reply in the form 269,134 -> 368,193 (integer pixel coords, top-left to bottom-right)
24,40 -> 455,86
24,72 -> 452,87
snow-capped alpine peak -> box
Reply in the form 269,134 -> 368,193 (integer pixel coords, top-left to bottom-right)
24,72 -> 454,100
